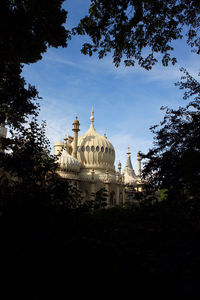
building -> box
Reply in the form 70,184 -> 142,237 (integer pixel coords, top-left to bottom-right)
54,109 -> 144,206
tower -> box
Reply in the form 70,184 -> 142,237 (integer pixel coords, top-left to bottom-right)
72,116 -> 80,159
137,151 -> 142,178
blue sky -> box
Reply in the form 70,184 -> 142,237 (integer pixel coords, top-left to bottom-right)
22,0 -> 199,173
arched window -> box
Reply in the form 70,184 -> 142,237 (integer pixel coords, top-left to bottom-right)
109,148 -> 111,153
105,147 -> 108,153
101,146 -> 104,152
96,146 -> 99,152
86,145 -> 90,152
91,145 -> 95,152
81,146 -> 85,152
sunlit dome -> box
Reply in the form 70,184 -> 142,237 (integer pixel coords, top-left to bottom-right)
76,108 -> 115,172
59,149 -> 80,172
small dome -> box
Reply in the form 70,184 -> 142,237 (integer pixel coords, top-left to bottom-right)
73,117 -> 80,125
59,149 -> 80,172
76,110 -> 115,172
123,168 -> 138,185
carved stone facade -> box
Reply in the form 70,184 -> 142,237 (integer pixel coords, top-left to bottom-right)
54,109 -> 144,206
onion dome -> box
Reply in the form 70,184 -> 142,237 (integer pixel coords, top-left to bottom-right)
59,149 -> 80,172
123,147 -> 137,185
77,108 -> 115,172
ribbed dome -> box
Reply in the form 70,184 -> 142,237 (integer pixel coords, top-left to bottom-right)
76,110 -> 115,172
59,149 -> 80,172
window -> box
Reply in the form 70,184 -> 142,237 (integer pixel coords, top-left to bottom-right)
81,146 -> 85,152
101,146 -> 104,152
105,147 -> 108,153
91,145 -> 95,152
86,145 -> 90,152
96,146 -> 99,152
109,148 -> 111,153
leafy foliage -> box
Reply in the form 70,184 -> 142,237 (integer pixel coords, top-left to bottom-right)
0,0 -> 69,65
0,64 -> 40,130
143,69 -> 200,199
0,1 -> 71,211
73,0 -> 200,69
0,118 -> 82,215
0,0 -> 69,130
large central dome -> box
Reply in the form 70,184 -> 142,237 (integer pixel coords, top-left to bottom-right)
76,108 -> 115,171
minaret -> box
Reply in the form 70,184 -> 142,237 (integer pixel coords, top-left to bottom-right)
126,146 -> 133,170
118,161 -> 122,174
137,151 -> 142,178
72,116 -> 80,158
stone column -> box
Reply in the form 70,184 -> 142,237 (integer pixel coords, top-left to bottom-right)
104,170 -> 110,205
72,117 -> 80,159
116,184 -> 120,206
118,161 -> 121,175
90,169 -> 95,201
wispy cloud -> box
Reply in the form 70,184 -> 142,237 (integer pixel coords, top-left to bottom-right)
44,51 -> 84,70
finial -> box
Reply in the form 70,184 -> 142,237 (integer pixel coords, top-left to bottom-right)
127,146 -> 131,156
137,151 -> 142,160
90,106 -> 94,126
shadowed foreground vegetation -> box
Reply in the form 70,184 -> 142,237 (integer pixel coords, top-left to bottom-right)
1,195 -> 200,298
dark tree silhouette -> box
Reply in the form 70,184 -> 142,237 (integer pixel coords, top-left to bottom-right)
0,0 -> 69,129
74,0 -> 200,69
143,69 -> 200,200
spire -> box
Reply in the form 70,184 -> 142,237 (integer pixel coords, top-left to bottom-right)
64,135 -> 68,148
90,106 -> 94,129
126,147 -> 133,170
118,160 -> 122,174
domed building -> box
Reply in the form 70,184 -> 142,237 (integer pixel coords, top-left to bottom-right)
54,109 -> 143,206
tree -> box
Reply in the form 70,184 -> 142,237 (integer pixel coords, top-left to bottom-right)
0,118 -> 56,208
0,0 -> 69,65
143,68 -> 200,200
0,1 -> 71,204
0,64 -> 40,128
0,117 -> 82,215
0,0 -> 69,129
74,0 -> 200,69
